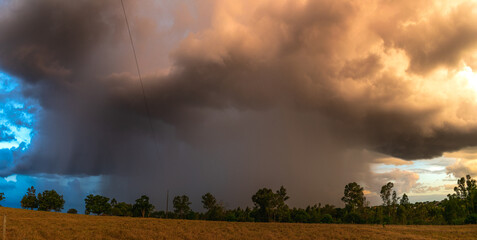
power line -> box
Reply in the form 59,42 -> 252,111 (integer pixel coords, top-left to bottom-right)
120,0 -> 161,165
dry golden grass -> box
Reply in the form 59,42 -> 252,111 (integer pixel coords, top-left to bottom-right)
0,207 -> 476,240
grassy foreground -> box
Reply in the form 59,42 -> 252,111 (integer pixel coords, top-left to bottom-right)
0,207 -> 476,240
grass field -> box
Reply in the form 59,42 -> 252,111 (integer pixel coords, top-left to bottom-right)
0,207 -> 476,240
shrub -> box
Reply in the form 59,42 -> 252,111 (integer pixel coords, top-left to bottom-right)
344,212 -> 363,224
465,214 -> 477,224
320,214 -> 333,223
67,208 -> 78,214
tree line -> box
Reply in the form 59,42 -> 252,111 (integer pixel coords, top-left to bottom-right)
2,174 -> 476,225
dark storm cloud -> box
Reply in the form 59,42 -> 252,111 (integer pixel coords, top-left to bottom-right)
0,0 -> 124,82
1,0 -> 477,207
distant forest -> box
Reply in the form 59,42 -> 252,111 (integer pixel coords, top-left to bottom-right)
3,174 -> 476,225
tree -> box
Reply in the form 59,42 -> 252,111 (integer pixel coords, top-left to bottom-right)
400,193 -> 410,206
111,201 -> 133,217
202,193 -> 217,210
251,186 -> 290,222
442,194 -> 466,224
380,182 -> 394,207
274,186 -> 290,222
84,194 -> 111,215
111,198 -> 118,206
173,195 -> 191,219
67,208 -> 78,214
396,193 -> 410,224
392,191 -> 400,206
37,190 -> 65,212
469,188 -> 477,217
252,188 -> 275,222
0,193 -> 4,205
110,198 -> 133,216
454,175 -> 477,215
290,208 -> 309,223
21,186 -> 39,210
341,182 -> 366,213
454,175 -> 476,199
201,193 -> 224,220
380,182 -> 397,222
133,195 -> 154,217
320,214 -> 333,223
449,175 -> 477,222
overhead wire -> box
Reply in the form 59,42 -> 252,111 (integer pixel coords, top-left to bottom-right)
120,0 -> 161,167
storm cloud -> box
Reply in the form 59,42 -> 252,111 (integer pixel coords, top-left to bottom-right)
1,0 -> 477,208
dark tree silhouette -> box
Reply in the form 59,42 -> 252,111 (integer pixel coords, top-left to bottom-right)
38,190 -> 65,212
133,195 -> 154,217
67,208 -> 78,214
173,195 -> 191,219
252,186 -> 290,222
111,199 -> 133,217
21,186 -> 39,210
342,182 -> 366,212
84,194 -> 112,215
201,193 -> 224,220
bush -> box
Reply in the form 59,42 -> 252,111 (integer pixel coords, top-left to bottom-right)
465,214 -> 477,224
291,209 -> 310,223
344,212 -> 363,224
381,215 -> 391,225
450,218 -> 466,225
149,211 -> 165,218
67,208 -> 78,214
225,211 -> 237,222
320,214 -> 333,223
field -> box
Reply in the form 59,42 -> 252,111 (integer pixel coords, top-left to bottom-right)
0,207 -> 476,240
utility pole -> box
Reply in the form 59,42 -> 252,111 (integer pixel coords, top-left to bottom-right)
165,190 -> 169,219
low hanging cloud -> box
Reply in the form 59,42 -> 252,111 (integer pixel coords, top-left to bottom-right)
412,184 -> 443,194
366,169 -> 420,194
0,0 -> 477,207
446,159 -> 477,177
373,157 -> 414,166
444,147 -> 477,177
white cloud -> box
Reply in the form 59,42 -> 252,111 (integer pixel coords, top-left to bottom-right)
4,174 -> 16,182
366,169 -> 420,195
446,159 -> 477,177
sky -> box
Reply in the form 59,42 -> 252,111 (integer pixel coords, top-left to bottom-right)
0,0 -> 477,212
